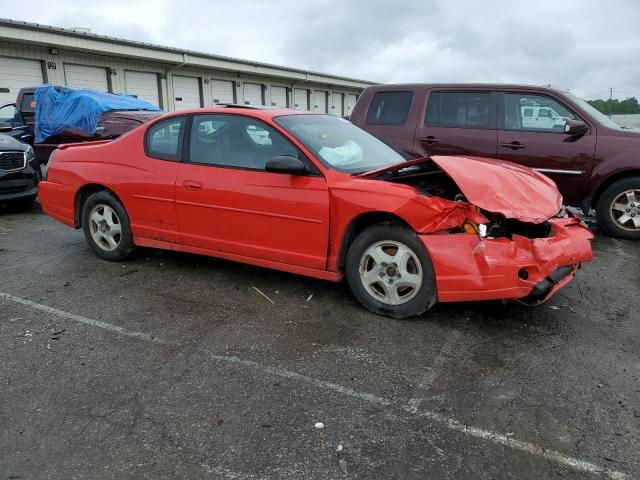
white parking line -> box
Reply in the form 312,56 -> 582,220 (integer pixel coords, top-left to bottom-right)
211,354 -> 628,480
0,292 -> 628,479
408,329 -> 461,411
0,292 -> 163,343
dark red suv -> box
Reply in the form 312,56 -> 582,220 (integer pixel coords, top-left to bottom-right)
350,84 -> 640,239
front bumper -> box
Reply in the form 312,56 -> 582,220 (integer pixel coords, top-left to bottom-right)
420,217 -> 593,303
0,162 -> 39,202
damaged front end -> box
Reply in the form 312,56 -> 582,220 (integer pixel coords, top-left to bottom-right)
362,155 -> 594,304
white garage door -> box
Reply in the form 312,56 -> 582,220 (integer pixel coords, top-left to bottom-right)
313,91 -> 327,113
346,94 -> 358,116
0,57 -> 43,105
64,64 -> 109,91
270,86 -> 287,107
243,83 -> 263,105
173,75 -> 201,110
124,71 -> 160,106
294,89 -> 309,110
331,92 -> 344,116
211,80 -> 234,104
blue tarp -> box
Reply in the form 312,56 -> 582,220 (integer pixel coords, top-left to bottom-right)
34,85 -> 162,143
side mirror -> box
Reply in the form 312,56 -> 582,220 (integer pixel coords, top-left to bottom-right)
0,122 -> 12,133
265,155 -> 307,175
564,119 -> 588,136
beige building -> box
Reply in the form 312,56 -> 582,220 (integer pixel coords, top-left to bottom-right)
0,19 -> 373,115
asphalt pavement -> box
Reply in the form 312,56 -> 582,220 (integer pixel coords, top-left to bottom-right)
1,203 -> 638,480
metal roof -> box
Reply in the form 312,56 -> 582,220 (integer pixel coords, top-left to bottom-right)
0,18 -> 376,87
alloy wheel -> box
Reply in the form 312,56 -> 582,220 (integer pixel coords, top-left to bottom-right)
358,240 -> 423,306
89,204 -> 122,251
609,189 -> 640,231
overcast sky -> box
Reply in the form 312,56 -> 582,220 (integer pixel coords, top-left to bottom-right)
2,0 -> 639,100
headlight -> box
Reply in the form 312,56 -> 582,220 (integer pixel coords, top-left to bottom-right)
24,145 -> 35,161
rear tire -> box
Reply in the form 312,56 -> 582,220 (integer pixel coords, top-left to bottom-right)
596,177 -> 640,240
345,223 -> 437,319
81,191 -> 134,261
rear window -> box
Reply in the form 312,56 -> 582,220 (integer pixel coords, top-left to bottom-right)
20,93 -> 35,113
365,91 -> 413,125
425,91 -> 496,129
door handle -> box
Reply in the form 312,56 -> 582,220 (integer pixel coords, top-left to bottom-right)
182,180 -> 203,191
500,141 -> 526,150
418,136 -> 440,145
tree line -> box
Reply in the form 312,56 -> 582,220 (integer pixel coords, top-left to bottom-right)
587,97 -> 640,115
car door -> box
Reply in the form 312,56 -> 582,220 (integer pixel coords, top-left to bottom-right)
0,103 -> 33,144
413,90 -> 498,158
497,91 -> 596,205
175,114 -> 330,269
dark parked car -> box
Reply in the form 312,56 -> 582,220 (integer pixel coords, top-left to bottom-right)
350,84 -> 640,239
2,86 -> 161,163
0,102 -> 34,144
0,130 -> 40,209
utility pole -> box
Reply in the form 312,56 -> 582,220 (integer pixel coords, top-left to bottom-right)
609,87 -> 613,117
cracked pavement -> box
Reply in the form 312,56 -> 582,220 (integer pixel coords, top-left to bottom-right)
1,204 -> 639,479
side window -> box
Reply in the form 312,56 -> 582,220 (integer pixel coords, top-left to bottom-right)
365,91 -> 413,125
503,93 -> 576,132
189,114 -> 301,170
0,104 -> 25,127
425,91 -> 495,129
146,117 -> 185,160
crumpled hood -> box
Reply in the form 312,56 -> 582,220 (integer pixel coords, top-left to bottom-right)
359,155 -> 562,223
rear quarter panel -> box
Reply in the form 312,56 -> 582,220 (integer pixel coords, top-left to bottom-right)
42,127 -> 181,241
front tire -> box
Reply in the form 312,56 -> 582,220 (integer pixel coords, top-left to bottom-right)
596,177 -> 640,240
81,191 -> 134,261
345,223 -> 437,319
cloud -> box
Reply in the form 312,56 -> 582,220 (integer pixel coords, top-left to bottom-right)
1,0 -> 639,99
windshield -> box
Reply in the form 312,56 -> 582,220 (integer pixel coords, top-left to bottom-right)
564,92 -> 622,129
274,114 -> 405,173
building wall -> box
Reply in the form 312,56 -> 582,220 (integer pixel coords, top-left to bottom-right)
611,114 -> 640,130
0,41 -> 363,115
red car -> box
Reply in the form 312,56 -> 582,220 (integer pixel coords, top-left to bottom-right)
39,106 -> 593,318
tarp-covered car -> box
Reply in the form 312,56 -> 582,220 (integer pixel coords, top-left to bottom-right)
38,108 -> 593,318
14,85 -> 162,162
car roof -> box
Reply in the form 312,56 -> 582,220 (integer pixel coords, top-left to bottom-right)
365,83 -> 567,94
156,106 -> 325,121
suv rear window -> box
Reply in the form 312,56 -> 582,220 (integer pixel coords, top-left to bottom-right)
20,93 -> 36,113
365,91 -> 413,125
425,91 -> 495,129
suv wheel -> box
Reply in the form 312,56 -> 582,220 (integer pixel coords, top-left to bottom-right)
82,191 -> 134,261
345,223 -> 437,318
596,177 -> 640,240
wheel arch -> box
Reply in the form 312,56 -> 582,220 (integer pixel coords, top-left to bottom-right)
75,184 -> 124,228
337,211 -> 413,271
590,170 -> 640,211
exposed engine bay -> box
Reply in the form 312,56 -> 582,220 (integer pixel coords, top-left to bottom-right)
377,161 -> 553,240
